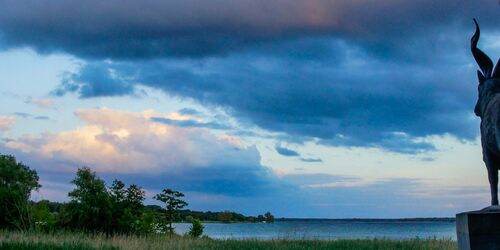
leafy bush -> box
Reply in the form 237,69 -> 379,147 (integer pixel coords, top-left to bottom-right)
32,200 -> 57,232
188,219 -> 204,238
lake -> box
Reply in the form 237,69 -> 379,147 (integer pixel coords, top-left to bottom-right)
173,220 -> 457,240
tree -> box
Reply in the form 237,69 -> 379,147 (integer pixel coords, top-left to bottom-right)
62,167 -> 112,233
188,219 -> 204,238
0,154 -> 40,230
264,212 -> 275,223
32,200 -> 56,232
257,214 -> 265,222
154,189 -> 188,237
109,180 -> 145,234
218,211 -> 233,223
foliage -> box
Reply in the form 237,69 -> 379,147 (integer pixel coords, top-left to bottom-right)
0,230 -> 458,250
59,168 -> 148,235
1,153 -> 272,236
176,209 -> 253,223
264,212 -> 275,223
0,241 -> 117,250
188,219 -> 204,238
154,189 -> 188,237
32,200 -> 57,232
109,180 -> 145,234
59,167 -> 113,233
185,215 -> 194,223
257,214 -> 265,222
0,154 -> 40,230
218,211 -> 233,223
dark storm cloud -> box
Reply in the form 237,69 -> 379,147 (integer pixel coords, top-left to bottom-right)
3,0 -> 498,152
50,37 -> 480,152
0,0 -> 498,59
52,63 -> 136,98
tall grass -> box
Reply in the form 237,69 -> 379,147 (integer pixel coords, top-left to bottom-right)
0,230 -> 457,250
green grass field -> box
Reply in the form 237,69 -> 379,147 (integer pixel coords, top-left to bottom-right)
0,231 -> 457,250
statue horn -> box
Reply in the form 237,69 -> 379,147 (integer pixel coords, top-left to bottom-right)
493,59 -> 500,78
471,18 -> 493,79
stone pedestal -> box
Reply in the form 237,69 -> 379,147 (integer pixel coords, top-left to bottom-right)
456,207 -> 500,250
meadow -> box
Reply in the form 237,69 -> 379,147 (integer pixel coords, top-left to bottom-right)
0,231 -> 457,250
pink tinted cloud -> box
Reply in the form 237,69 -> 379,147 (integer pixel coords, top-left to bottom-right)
3,108 -> 260,174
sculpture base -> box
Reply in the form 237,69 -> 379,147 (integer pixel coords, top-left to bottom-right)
456,207 -> 500,250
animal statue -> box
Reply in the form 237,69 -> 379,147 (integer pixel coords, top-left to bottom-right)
471,19 -> 500,206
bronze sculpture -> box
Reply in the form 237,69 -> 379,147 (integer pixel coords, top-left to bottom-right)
471,19 -> 500,206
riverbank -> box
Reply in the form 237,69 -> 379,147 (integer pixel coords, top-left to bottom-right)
0,231 -> 457,250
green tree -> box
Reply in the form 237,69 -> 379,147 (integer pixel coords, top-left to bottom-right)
188,219 -> 204,238
257,214 -> 265,222
0,154 -> 40,230
264,211 -> 275,223
109,180 -> 145,234
62,167 -> 112,233
218,211 -> 233,223
154,189 -> 188,237
32,200 -> 56,232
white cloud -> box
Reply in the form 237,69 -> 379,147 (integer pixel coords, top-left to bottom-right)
25,97 -> 56,109
4,107 -> 260,173
0,116 -> 15,131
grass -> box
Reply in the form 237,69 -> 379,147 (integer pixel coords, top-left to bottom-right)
0,230 -> 457,250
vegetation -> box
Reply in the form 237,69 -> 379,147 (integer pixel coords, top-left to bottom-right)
0,154 -> 40,231
0,152 -> 457,250
264,212 -> 275,223
176,209 -> 266,223
0,231 -> 458,250
1,153 -> 273,237
154,188 -> 188,237
188,219 -> 204,238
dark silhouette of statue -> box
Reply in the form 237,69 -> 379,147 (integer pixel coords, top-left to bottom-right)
471,19 -> 500,206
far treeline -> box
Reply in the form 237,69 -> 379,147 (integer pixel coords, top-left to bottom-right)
0,153 -> 275,237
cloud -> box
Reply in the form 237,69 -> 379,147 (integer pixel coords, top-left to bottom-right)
0,0 -> 497,59
275,145 -> 300,157
50,40 -> 479,153
281,173 -> 360,187
151,117 -> 230,130
2,0 -> 497,153
13,112 -> 50,120
275,145 -> 322,162
300,157 -> 322,163
0,116 -> 15,131
53,63 -> 137,98
24,97 -> 56,109
1,108 -> 280,197
1,1 -> 496,156
178,108 -> 201,116
1,125 -> 487,216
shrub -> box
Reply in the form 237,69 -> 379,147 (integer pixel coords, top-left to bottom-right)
188,219 -> 204,238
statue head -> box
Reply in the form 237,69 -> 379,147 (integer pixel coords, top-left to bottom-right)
472,19 -> 500,118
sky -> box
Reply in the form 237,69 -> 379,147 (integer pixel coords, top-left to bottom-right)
0,0 -> 499,218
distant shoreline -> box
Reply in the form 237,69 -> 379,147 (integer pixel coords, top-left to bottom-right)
174,217 -> 456,223
277,217 -> 456,222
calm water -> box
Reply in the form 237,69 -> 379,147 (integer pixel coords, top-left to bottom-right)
173,220 -> 456,240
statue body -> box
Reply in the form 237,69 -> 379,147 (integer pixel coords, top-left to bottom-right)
472,19 -> 500,206
478,78 -> 500,206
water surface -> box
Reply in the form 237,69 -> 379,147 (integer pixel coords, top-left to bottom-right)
173,220 -> 456,240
